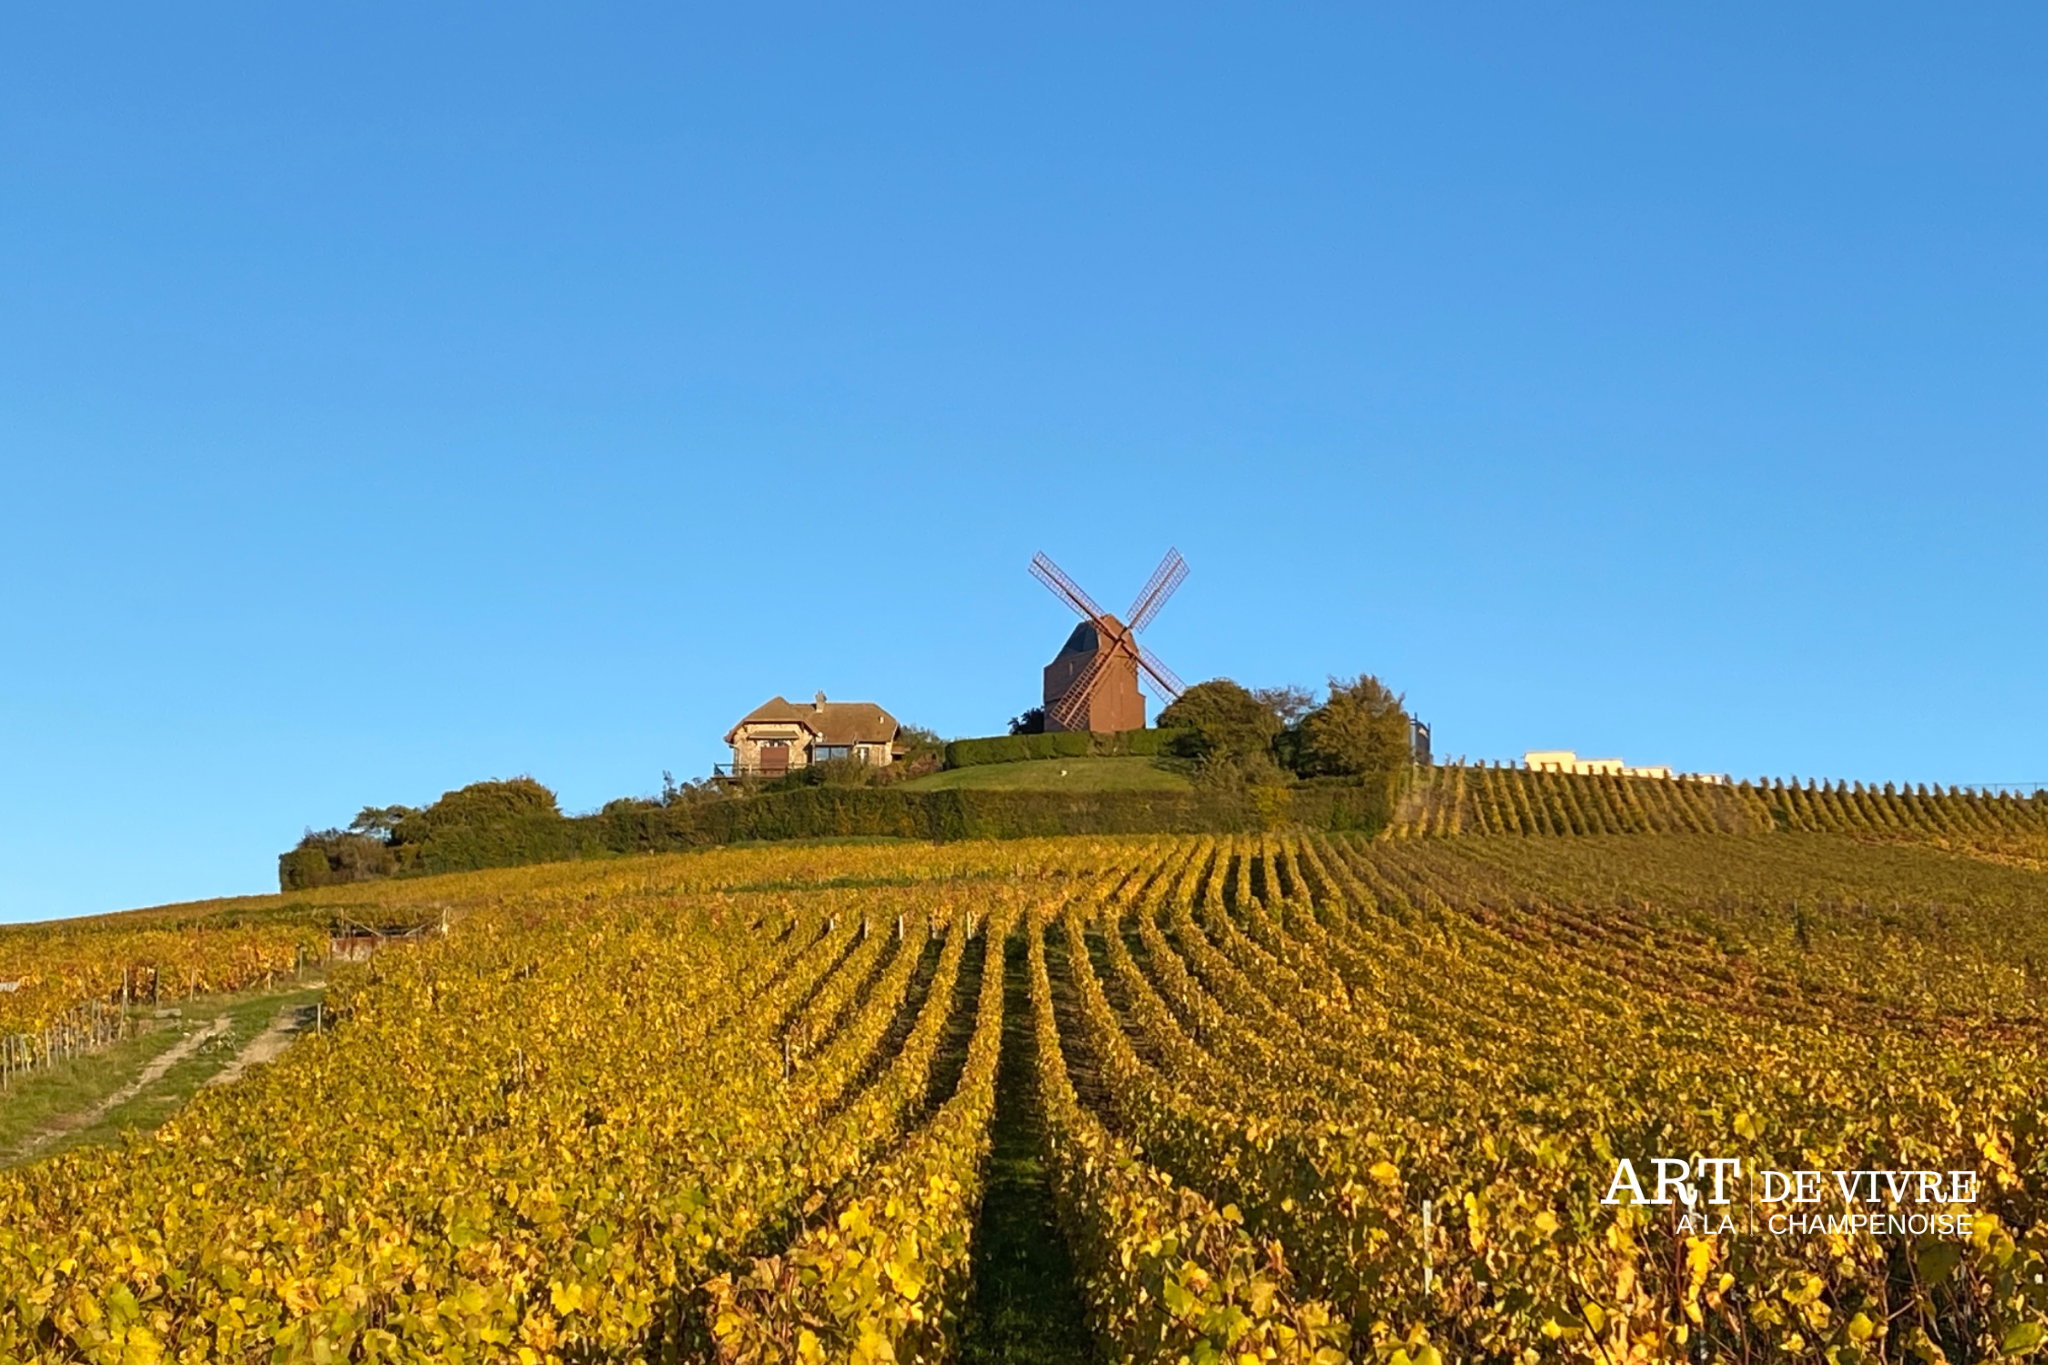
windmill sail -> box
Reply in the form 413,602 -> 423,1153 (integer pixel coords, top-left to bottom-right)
1031,549 -> 1188,733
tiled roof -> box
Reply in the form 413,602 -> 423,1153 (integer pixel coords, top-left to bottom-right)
726,696 -> 900,746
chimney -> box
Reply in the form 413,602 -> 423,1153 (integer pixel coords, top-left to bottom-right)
814,690 -> 827,711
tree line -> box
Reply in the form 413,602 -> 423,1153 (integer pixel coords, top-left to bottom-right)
1155,674 -> 1413,790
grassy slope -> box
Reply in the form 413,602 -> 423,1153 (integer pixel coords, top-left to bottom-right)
0,983 -> 324,1167
896,756 -> 1191,793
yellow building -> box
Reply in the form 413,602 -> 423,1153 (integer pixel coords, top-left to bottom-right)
1523,750 -> 1676,781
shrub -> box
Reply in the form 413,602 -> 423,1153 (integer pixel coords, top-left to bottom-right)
278,752 -> 1397,889
946,734 -> 1035,768
1121,728 -> 1176,757
1156,681 -> 1281,769
278,829 -> 400,890
392,777 -> 561,845
1249,784 -> 1294,830
277,846 -> 333,892
944,729 -> 1166,768
896,723 -> 946,767
762,757 -> 881,791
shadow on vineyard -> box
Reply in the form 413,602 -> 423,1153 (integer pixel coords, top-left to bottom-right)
924,923 -> 987,1112
959,933 -> 1094,1365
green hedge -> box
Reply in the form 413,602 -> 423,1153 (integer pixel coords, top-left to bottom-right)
586,786 -> 1280,850
399,814 -> 589,876
597,779 -> 1390,849
281,770 -> 1392,888
943,728 -> 1181,768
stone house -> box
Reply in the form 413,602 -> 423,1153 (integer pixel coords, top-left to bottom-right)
724,692 -> 904,776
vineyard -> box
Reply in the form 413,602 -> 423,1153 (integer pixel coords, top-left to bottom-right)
3,825 -> 2048,1362
1388,763 -> 2048,842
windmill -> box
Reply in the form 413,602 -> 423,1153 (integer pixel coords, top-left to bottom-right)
1029,549 -> 1188,733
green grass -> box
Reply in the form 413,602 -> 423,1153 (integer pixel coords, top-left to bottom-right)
897,756 -> 1191,793
0,1025 -> 191,1157
0,983 -> 325,1168
958,935 -> 1094,1365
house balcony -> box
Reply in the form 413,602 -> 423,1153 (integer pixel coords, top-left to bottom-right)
714,749 -> 889,781
712,762 -> 788,780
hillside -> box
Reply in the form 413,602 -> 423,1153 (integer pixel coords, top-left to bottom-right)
4,827 -> 2048,1359
279,762 -> 2048,890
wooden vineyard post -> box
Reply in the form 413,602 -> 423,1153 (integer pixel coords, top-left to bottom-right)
1422,1199 -> 1434,1296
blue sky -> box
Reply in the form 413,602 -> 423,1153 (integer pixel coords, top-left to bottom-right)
4,5 -> 2043,921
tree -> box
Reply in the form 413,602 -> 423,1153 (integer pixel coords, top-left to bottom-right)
348,805 -> 413,842
660,770 -> 722,805
1157,679 -> 1285,785
285,825 -> 399,887
1009,707 -> 1046,736
1296,674 -> 1411,779
1252,685 -> 1316,728
896,723 -> 945,765
1253,684 -> 1316,773
887,723 -> 946,781
392,777 -> 561,845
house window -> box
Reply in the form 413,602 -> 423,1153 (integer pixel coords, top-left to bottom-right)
815,745 -> 852,762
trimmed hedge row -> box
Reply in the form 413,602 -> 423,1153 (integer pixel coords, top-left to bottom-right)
596,787 -> 1275,847
283,780 -> 1393,888
943,728 -> 1178,768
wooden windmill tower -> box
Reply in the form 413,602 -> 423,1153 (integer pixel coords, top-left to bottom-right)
1029,549 -> 1188,733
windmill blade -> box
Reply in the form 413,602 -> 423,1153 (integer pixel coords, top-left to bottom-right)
1046,688 -> 1089,731
1048,649 -> 1111,729
1123,549 -> 1180,625
1137,646 -> 1186,702
1125,549 -> 1187,634
1030,551 -> 1109,623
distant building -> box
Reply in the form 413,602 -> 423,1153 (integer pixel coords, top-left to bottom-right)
1524,750 -> 1675,780
724,692 -> 904,777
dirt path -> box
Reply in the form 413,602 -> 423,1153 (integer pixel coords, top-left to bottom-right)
9,1017 -> 230,1161
207,999 -> 318,1088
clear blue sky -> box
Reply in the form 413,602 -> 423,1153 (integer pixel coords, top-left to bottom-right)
4,5 -> 2043,921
